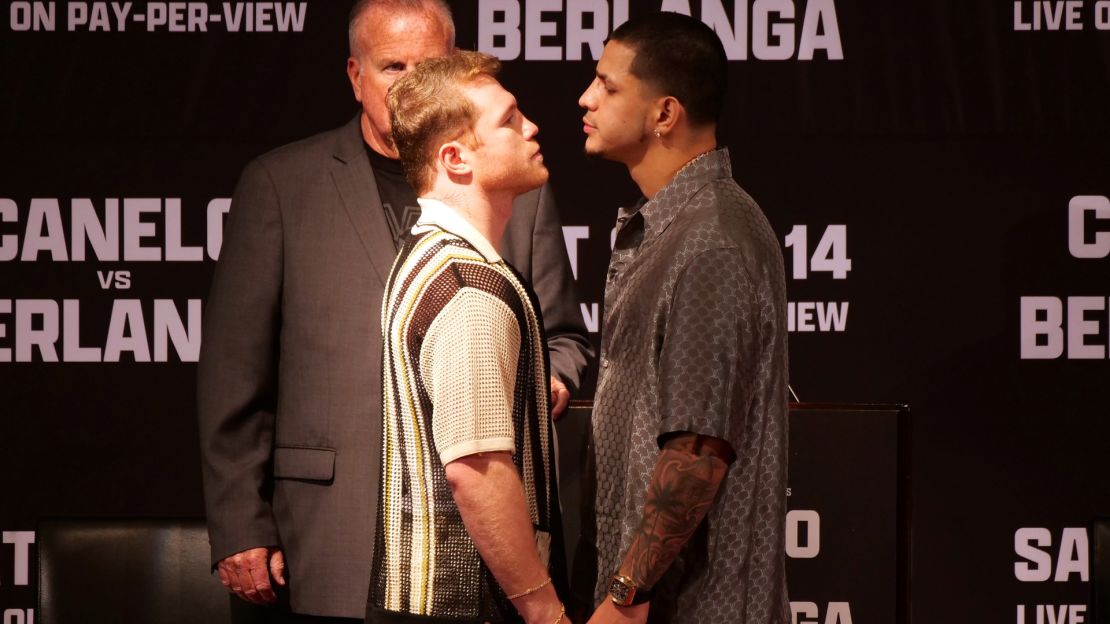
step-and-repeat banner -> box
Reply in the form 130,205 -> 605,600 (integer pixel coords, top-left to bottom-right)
2,1 -> 1107,622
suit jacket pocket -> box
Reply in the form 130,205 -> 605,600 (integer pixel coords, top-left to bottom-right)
273,446 -> 336,482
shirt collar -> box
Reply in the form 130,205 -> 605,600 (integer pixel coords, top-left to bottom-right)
413,197 -> 502,263
619,147 -> 732,240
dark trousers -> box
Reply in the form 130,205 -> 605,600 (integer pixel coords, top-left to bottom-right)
229,595 -> 362,624
281,615 -> 361,624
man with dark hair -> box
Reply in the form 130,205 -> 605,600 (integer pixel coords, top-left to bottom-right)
197,1 -> 591,621
578,11 -> 789,624
369,49 -> 569,624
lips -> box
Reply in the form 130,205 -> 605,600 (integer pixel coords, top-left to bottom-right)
582,117 -> 596,133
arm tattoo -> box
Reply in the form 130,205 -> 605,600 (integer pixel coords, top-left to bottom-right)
620,434 -> 730,588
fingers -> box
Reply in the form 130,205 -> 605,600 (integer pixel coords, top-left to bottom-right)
217,547 -> 279,605
269,548 -> 287,587
248,558 -> 278,603
218,554 -> 256,604
551,387 -> 570,420
550,376 -> 570,420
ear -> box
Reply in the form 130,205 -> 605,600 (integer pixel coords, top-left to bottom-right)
652,95 -> 683,137
347,57 -> 364,102
437,140 -> 472,179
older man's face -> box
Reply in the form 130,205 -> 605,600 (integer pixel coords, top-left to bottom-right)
347,8 -> 451,158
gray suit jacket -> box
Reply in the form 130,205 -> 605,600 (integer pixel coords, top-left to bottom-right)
197,117 -> 592,618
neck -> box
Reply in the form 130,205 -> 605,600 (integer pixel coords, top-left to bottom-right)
361,113 -> 399,159
425,184 -> 512,253
628,126 -> 717,199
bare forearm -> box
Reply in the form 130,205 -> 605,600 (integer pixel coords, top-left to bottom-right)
618,434 -> 730,588
446,452 -> 564,623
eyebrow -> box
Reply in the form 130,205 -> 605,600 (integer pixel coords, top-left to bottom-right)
596,70 -> 617,88
498,99 -> 518,122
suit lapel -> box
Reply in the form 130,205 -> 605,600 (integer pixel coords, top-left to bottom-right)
331,116 -> 398,287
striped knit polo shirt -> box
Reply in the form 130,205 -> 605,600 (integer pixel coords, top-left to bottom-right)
369,198 -> 562,623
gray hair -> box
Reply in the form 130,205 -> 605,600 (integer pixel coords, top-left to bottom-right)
348,0 -> 455,58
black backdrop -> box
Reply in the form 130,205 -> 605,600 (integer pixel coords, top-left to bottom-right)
2,1 -> 1108,622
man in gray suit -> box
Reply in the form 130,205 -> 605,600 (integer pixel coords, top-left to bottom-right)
197,1 -> 592,621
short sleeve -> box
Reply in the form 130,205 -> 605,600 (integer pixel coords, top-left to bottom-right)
420,287 -> 521,465
657,247 -> 757,452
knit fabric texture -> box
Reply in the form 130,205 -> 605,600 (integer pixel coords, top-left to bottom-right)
371,199 -> 558,622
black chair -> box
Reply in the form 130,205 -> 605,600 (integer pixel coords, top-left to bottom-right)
37,518 -> 234,624
1094,517 -> 1110,624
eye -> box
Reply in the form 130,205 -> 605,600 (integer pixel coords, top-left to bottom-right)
383,62 -> 405,73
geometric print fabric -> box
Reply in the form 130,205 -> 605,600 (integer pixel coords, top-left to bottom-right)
371,201 -> 558,622
591,149 -> 791,624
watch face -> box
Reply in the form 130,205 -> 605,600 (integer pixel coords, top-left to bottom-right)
608,577 -> 633,605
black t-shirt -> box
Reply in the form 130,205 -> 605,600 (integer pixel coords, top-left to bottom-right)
366,145 -> 421,247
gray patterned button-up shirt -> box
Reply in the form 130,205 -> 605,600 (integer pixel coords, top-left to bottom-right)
591,148 -> 790,624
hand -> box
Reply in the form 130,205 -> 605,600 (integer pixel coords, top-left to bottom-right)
550,376 -> 570,420
586,599 -> 649,624
216,546 -> 286,605
518,599 -> 574,624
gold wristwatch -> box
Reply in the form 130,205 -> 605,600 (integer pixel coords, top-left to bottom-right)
608,574 -> 652,606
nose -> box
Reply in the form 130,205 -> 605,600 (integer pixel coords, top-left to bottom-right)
578,79 -> 597,110
523,115 -> 539,139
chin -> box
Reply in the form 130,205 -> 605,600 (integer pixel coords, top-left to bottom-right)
519,171 -> 548,194
494,168 -> 547,196
583,141 -> 612,161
